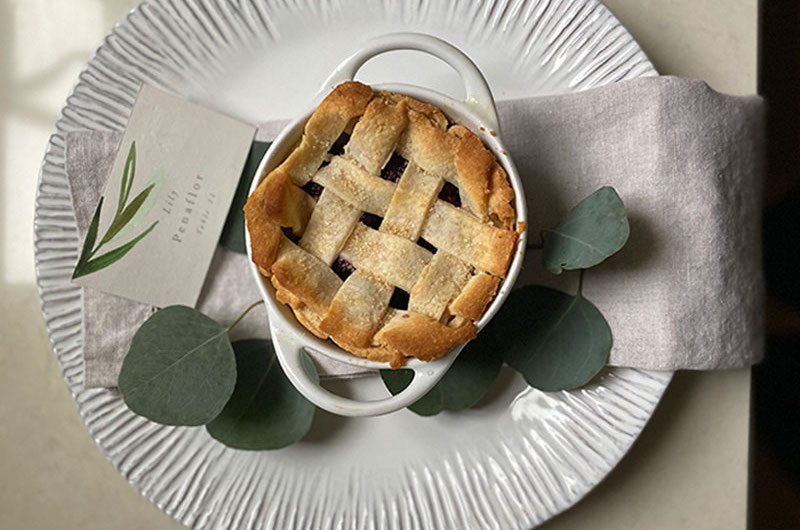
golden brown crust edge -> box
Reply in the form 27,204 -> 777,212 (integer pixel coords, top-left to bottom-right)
243,180 -> 283,271
450,274 -> 502,321
375,312 -> 477,362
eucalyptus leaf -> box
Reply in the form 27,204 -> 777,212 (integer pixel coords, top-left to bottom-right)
542,186 -> 630,274
220,141 -> 271,254
380,332 -> 503,416
118,305 -> 236,425
73,220 -> 158,278
206,339 -> 317,450
73,197 -> 102,276
494,285 -> 610,391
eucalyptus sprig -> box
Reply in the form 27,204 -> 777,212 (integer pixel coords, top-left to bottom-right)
541,186 -> 630,274
118,300 -> 318,448
489,282 -> 611,391
206,340 -> 317,450
73,141 -> 159,279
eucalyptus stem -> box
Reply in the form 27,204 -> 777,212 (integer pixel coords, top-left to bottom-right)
226,300 -> 265,332
577,269 -> 585,295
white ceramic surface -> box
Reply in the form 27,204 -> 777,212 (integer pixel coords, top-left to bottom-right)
249,33 -> 529,416
33,1 -> 672,528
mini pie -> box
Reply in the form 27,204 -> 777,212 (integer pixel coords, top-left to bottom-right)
245,81 -> 519,368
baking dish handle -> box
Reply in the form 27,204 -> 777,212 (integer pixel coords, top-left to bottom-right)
319,32 -> 500,133
270,313 -> 460,417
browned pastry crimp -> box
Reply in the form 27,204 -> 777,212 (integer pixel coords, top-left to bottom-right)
245,81 -> 519,366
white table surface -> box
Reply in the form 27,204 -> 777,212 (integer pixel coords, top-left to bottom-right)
0,0 -> 756,528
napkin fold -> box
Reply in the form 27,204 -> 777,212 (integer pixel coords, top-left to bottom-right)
67,76 -> 765,388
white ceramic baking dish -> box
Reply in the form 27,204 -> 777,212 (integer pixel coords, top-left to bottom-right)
246,33 -> 527,417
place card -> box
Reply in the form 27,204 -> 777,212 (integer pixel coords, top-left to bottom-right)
72,84 -> 256,308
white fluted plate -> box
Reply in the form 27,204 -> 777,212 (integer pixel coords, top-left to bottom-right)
34,1 -> 672,528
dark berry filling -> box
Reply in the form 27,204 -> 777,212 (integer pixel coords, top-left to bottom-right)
438,181 -> 461,207
281,226 -> 300,244
331,256 -> 355,281
416,237 -> 437,253
329,132 -> 350,156
389,287 -> 409,310
301,181 -> 324,200
380,153 -> 408,183
359,212 -> 383,230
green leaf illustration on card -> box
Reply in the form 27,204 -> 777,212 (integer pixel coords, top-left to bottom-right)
380,333 -> 503,416
206,339 -> 318,450
72,141 -> 160,279
98,183 -> 155,248
493,285 -> 611,391
74,196 -> 103,273
118,138 -> 136,215
73,221 -> 158,279
542,186 -> 630,274
118,305 -> 237,426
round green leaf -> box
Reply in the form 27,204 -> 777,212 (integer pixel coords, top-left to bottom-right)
495,285 -> 610,391
380,332 -> 503,416
542,186 -> 630,274
206,340 -> 317,450
118,305 -> 236,426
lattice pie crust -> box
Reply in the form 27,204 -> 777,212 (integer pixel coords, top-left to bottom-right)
245,82 -> 519,367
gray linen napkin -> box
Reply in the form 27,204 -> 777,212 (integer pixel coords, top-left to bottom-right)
68,76 -> 764,388
505,76 -> 765,370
